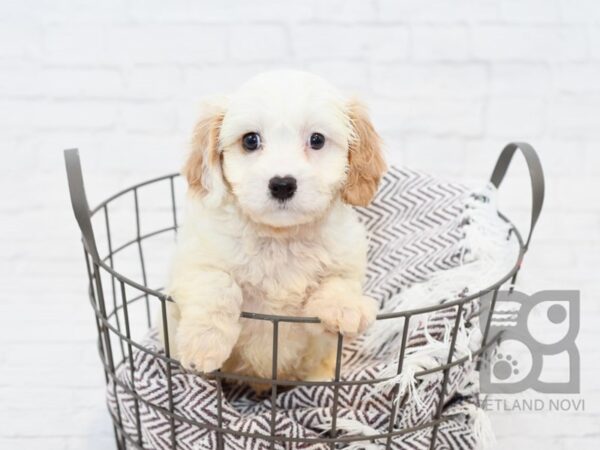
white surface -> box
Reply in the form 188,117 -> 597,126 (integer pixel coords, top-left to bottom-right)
1,1 -> 599,448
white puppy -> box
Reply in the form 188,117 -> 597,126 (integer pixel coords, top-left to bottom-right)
165,70 -> 386,387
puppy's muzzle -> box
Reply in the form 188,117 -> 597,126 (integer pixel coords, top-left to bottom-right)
269,176 -> 297,201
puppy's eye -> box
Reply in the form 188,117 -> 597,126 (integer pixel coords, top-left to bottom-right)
309,132 -> 325,150
242,132 -> 261,151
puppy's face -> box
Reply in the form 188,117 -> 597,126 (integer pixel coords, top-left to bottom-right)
184,71 -> 386,228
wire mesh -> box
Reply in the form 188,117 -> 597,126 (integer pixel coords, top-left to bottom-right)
65,146 -> 537,449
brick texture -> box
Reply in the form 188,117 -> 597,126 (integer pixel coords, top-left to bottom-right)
1,0 -> 598,448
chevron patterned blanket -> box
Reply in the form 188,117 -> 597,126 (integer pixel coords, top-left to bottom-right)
109,166 -> 516,449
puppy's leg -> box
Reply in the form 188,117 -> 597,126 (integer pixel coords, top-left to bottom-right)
304,277 -> 378,337
302,335 -> 337,382
169,270 -> 243,373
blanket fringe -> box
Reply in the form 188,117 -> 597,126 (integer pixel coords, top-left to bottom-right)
374,315 -> 482,403
362,183 -> 517,363
376,355 -> 433,408
465,404 -> 496,449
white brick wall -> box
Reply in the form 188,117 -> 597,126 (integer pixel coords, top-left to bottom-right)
1,0 -> 599,448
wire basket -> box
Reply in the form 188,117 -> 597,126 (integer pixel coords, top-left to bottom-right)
64,143 -> 544,450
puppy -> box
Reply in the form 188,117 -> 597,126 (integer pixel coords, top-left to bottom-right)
164,70 -> 386,387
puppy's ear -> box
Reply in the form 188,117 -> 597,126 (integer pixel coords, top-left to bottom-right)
183,100 -> 227,202
342,100 -> 387,207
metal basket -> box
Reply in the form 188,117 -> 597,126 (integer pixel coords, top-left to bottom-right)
64,143 -> 544,450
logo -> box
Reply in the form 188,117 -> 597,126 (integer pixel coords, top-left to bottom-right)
479,290 -> 580,394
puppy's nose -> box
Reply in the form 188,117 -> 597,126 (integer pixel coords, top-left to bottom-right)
269,176 -> 297,201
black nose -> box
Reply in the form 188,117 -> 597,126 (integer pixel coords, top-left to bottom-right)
269,176 -> 297,201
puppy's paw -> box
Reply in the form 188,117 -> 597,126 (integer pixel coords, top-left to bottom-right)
306,294 -> 378,337
175,320 -> 240,373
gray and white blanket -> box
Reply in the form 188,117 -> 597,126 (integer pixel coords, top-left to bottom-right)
108,166 -> 517,449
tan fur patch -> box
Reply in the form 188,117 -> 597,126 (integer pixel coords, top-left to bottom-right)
342,100 -> 387,207
182,111 -> 224,194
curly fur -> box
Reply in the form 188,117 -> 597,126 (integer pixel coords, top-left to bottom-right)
163,70 -> 387,388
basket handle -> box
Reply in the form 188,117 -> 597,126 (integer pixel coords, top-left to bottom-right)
490,142 -> 545,251
64,149 -> 100,263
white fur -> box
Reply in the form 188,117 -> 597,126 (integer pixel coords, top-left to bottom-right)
219,71 -> 353,227
164,70 -> 382,383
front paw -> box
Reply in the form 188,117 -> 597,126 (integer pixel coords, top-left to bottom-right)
306,295 -> 378,337
175,320 -> 240,373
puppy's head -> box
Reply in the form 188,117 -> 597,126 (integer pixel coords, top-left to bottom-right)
183,70 -> 386,227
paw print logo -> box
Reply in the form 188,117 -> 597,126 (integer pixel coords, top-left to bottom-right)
492,353 -> 519,380
479,290 -> 580,394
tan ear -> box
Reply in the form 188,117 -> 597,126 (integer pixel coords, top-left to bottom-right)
182,104 -> 225,196
342,100 -> 387,207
